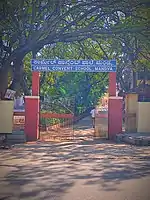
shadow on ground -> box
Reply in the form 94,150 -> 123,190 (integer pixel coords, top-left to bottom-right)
0,139 -> 150,200
74,116 -> 93,130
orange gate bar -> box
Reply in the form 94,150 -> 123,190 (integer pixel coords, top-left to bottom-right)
40,113 -> 74,119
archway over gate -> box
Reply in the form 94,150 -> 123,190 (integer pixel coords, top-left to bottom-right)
24,59 -> 123,141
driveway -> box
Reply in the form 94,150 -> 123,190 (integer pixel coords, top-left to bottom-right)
0,116 -> 150,200
0,140 -> 150,200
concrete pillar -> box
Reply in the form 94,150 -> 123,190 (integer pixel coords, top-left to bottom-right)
25,96 -> 39,141
137,102 -> 150,133
109,72 -> 116,96
32,72 -> 40,96
108,97 -> 123,139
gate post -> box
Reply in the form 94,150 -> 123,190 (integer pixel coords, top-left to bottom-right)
32,72 -> 40,96
108,97 -> 123,140
24,71 -> 40,142
109,72 -> 116,96
25,96 -> 40,141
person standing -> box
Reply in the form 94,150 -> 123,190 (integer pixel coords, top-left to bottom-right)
90,107 -> 96,128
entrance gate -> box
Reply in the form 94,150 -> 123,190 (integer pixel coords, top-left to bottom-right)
40,97 -> 75,141
24,59 -> 123,141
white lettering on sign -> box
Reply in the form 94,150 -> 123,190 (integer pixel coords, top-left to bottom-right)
31,60 -> 116,72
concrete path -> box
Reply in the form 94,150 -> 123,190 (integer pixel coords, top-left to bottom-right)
73,116 -> 95,140
0,117 -> 150,200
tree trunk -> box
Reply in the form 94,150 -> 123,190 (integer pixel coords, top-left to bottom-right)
0,67 -> 9,100
9,59 -> 24,94
21,72 -> 30,95
132,69 -> 137,89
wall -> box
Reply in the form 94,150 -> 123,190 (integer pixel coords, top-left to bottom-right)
95,111 -> 108,138
0,101 -> 14,134
137,102 -> 150,133
125,93 -> 138,132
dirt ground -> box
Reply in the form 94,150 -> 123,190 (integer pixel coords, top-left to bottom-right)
0,117 -> 150,200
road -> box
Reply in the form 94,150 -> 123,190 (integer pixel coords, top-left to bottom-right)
0,117 -> 150,200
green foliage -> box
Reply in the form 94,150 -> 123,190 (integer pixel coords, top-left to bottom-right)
24,39 -> 108,115
40,117 -> 64,126
0,0 -> 150,100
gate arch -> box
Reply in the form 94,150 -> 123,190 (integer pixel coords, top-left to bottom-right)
24,59 -> 122,141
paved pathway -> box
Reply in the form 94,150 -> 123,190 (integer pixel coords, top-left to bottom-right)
0,117 -> 150,200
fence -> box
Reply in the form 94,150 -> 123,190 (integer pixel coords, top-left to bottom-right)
39,112 -> 74,141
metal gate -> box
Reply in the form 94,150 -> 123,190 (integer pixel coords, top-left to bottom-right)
39,97 -> 75,141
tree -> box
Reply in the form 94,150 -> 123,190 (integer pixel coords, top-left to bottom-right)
23,40 -> 108,114
0,0 -> 150,99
